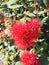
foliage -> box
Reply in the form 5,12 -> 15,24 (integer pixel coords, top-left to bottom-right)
0,0 -> 49,65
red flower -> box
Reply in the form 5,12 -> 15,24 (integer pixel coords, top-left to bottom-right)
20,52 -> 41,65
10,18 -> 42,49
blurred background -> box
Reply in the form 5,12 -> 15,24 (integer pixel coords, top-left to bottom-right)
0,0 -> 49,65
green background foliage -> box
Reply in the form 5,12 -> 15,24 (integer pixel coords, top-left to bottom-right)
0,0 -> 49,65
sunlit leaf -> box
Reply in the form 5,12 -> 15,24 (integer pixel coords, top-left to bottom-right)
15,61 -> 24,65
8,5 -> 23,9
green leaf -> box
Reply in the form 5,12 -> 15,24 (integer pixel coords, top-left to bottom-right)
38,11 -> 45,15
27,13 -> 35,17
40,54 -> 49,65
25,17 -> 31,21
0,53 -> 4,60
15,61 -> 24,65
0,45 -> 3,49
7,0 -> 18,5
43,0 -> 47,7
8,5 -> 23,9
3,52 -> 9,61
8,45 -> 15,51
41,16 -> 48,23
1,0 -> 23,9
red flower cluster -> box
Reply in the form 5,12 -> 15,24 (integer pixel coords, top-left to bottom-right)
20,52 -> 41,65
10,18 -> 42,49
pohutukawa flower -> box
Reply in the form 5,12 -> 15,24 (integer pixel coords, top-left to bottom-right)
10,18 -> 42,50
20,52 -> 41,65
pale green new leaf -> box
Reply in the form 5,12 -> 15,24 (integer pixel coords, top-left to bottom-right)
38,11 -> 45,15
43,0 -> 48,7
41,16 -> 48,23
8,5 -> 23,9
15,61 -> 24,65
7,0 -> 18,5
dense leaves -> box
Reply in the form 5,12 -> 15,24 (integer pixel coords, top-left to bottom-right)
0,0 -> 49,65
